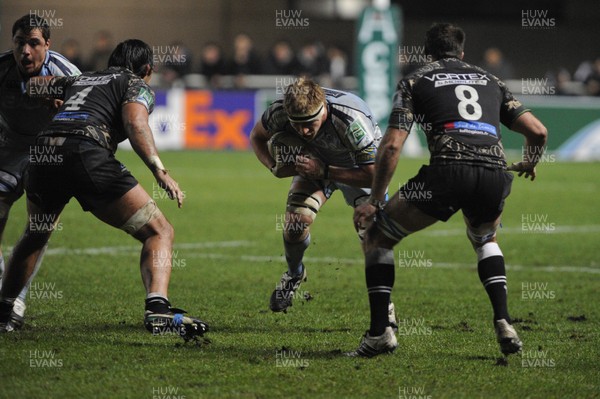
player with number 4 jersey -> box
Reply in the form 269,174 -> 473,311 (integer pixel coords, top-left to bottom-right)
349,23 -> 547,358
0,40 -> 208,341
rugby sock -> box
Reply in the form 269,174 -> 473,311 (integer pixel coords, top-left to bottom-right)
0,256 -> 4,289
284,234 -> 310,277
145,293 -> 170,314
0,298 -> 16,322
365,248 -> 395,336
477,242 -> 510,322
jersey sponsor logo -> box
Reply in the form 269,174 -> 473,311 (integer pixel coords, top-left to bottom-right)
424,72 -> 490,87
136,87 -> 155,111
444,121 -> 497,136
72,74 -> 118,86
54,111 -> 90,121
348,119 -> 367,143
323,89 -> 345,98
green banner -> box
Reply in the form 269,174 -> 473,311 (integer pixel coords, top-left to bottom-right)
356,5 -> 402,130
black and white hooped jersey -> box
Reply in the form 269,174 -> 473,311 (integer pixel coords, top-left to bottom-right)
262,88 -> 381,168
388,58 -> 530,168
40,66 -> 154,152
0,50 -> 80,145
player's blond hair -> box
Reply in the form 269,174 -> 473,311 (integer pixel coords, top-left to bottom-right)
283,77 -> 325,117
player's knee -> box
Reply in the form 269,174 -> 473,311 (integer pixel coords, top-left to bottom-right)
0,195 -> 14,222
466,227 -> 497,248
363,225 -> 396,254
157,218 -> 175,241
283,212 -> 311,242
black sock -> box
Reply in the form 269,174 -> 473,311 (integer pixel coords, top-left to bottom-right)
145,296 -> 171,314
478,255 -> 510,322
366,263 -> 395,336
0,300 -> 13,323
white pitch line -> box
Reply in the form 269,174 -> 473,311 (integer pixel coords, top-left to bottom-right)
45,240 -> 252,256
424,224 -> 600,237
182,253 -> 600,275
33,239 -> 599,274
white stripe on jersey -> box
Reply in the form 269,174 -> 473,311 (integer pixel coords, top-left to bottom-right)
42,50 -> 81,77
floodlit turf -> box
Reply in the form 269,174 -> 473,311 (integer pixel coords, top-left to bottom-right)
0,151 -> 598,399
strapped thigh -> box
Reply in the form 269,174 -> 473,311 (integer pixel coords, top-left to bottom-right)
120,199 -> 162,235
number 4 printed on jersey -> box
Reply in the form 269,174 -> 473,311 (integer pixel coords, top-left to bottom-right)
64,86 -> 94,111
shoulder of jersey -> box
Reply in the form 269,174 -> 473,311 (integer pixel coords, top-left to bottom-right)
0,50 -> 14,66
46,50 -> 81,76
326,89 -> 371,120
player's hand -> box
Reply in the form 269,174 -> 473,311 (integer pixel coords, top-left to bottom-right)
507,161 -> 537,181
353,202 -> 377,232
52,99 -> 64,109
295,155 -> 325,179
154,170 -> 184,208
270,162 -> 297,178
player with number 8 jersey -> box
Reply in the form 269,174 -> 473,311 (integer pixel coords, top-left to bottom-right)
391,55 -> 525,168
349,23 -> 547,358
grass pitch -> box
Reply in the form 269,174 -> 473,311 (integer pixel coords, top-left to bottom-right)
0,151 -> 598,399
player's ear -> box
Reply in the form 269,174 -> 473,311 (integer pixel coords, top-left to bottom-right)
459,51 -> 464,60
142,64 -> 152,79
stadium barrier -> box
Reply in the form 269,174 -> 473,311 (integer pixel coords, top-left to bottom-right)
119,88 -> 600,158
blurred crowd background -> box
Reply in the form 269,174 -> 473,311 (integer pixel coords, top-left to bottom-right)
1,0 -> 599,95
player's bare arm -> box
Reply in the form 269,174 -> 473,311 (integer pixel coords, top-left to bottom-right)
507,112 -> 548,181
295,155 -> 374,187
122,102 -> 184,208
353,127 -> 409,228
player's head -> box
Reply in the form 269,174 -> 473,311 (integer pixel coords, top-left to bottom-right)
108,39 -> 154,81
284,77 -> 327,141
424,23 -> 465,61
12,14 -> 51,77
